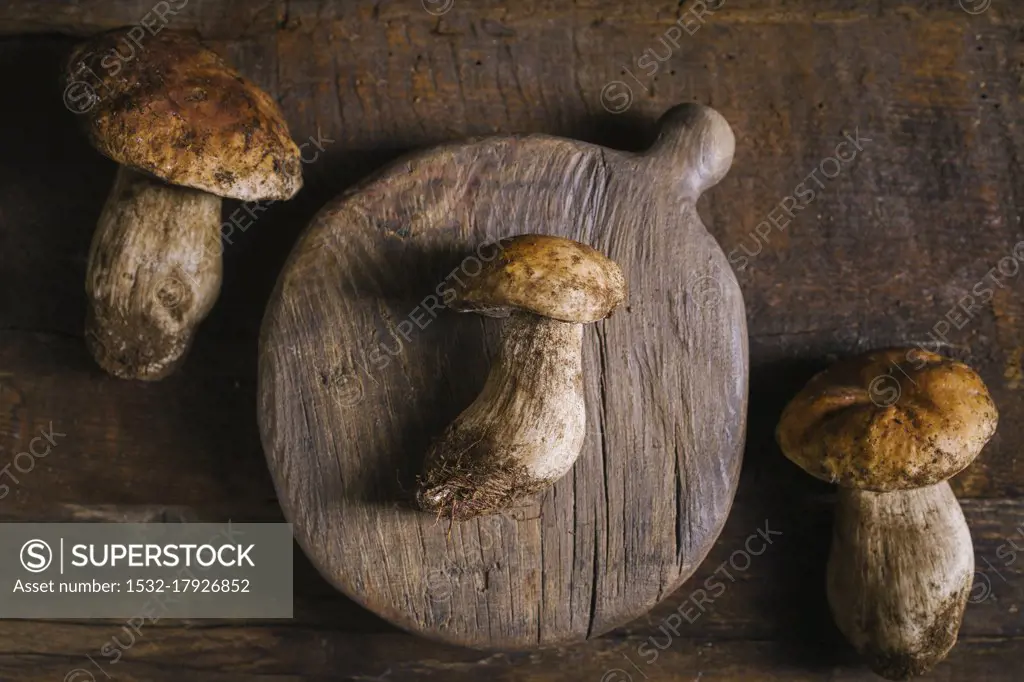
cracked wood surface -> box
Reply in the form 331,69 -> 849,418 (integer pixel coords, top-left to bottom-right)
258,104 -> 747,649
1,0 -> 1023,678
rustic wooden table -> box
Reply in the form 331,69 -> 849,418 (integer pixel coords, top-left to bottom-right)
0,1 -> 1021,680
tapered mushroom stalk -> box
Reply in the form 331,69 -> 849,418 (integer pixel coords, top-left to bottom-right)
417,235 -> 626,521
86,168 -> 222,379
776,349 -> 998,680
64,28 -> 303,379
829,483 -> 974,680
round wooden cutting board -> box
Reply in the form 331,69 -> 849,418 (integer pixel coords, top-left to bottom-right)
258,104 -> 748,649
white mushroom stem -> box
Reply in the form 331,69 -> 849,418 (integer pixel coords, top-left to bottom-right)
85,167 -> 222,380
417,310 -> 586,520
827,481 -> 974,680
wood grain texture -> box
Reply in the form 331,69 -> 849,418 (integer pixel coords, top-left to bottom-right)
258,104 -> 748,649
3,633 -> 1024,682
1,0 -> 1024,678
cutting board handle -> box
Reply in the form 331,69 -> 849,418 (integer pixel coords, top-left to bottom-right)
645,103 -> 735,198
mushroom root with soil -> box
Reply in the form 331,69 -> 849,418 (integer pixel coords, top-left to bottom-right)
776,348 -> 998,680
64,28 -> 303,380
416,234 -> 626,521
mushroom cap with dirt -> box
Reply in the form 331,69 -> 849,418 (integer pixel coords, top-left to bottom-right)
417,234 -> 626,521
66,28 -> 302,201
65,28 -> 303,380
448,234 -> 627,322
775,348 -> 997,492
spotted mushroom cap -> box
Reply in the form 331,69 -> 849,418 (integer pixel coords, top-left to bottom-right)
64,29 -> 302,202
450,234 -> 627,323
775,348 -> 998,492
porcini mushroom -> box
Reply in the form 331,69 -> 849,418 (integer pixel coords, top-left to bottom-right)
416,234 -> 626,521
64,29 -> 302,380
776,348 -> 998,679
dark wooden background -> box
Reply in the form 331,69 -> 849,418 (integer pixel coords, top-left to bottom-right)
0,0 -> 1022,679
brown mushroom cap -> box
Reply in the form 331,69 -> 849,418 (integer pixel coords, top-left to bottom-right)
65,29 -> 302,202
449,234 -> 626,323
776,348 -> 998,492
